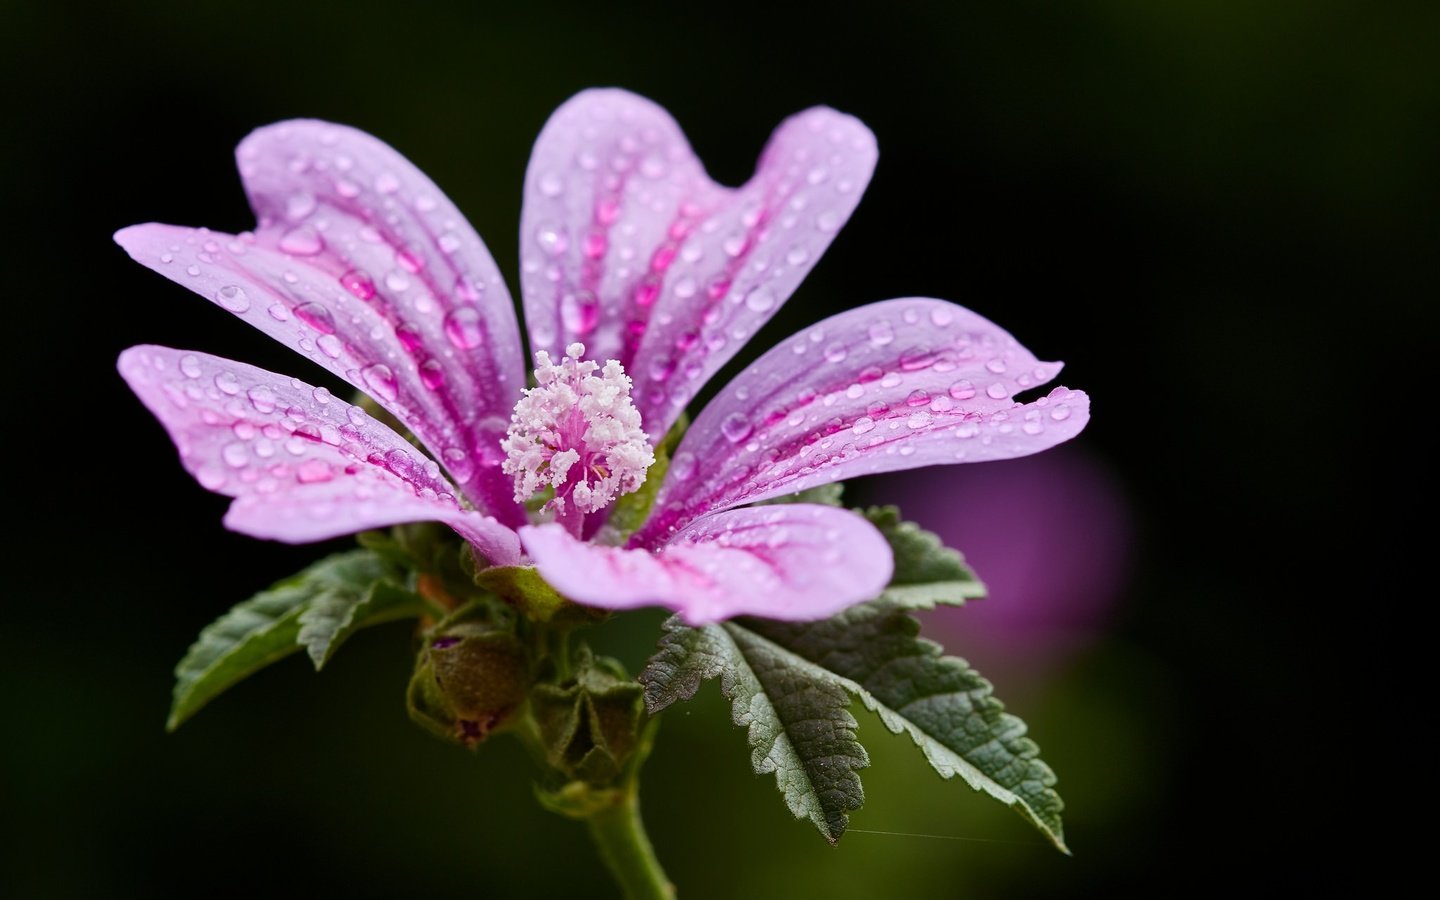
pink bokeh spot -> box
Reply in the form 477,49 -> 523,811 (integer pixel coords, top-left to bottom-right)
872,446 -> 1132,678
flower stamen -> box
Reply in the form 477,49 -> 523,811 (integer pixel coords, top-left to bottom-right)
501,343 -> 654,535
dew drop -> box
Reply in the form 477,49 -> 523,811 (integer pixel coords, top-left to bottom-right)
649,357 -> 676,382
949,380 -> 977,400
899,347 -> 936,372
720,412 -> 753,444
396,247 -> 426,273
395,321 -> 425,354
215,284 -> 251,313
296,459 -> 334,483
279,227 -> 324,256
538,171 -> 564,197
247,385 -> 277,414
930,307 -> 955,326
294,302 -> 335,334
906,411 -> 931,429
195,464 -> 226,490
267,303 -> 291,321
214,371 -> 240,395
1050,406 -> 1072,421
179,355 -> 202,378
442,447 -> 474,483
851,416 -> 875,435
986,383 -> 1010,400
535,224 -> 568,256
316,335 -> 344,358
670,451 -> 697,481
285,193 -> 317,220
339,269 -> 376,300
443,307 -> 485,349
985,358 -> 1007,374
1023,421 -> 1045,435
867,321 -> 894,346
823,343 -> 848,363
816,211 -> 841,232
361,364 -> 398,402
905,389 -> 930,407
222,442 -> 249,468
559,292 -> 599,336
744,287 -> 776,312
419,359 -> 445,390
384,270 -> 411,293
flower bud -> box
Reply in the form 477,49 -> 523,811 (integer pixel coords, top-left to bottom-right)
406,603 -> 531,748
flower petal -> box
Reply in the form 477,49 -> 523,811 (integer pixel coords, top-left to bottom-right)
115,119 -> 525,524
520,88 -> 876,441
522,505 -> 891,625
633,298 -> 1090,546
118,345 -> 521,566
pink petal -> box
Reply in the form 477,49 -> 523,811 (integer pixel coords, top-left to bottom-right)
520,88 -> 876,441
114,119 -> 525,525
118,345 -> 521,566
632,299 -> 1090,547
522,504 -> 892,625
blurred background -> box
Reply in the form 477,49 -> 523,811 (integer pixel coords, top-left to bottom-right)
4,1 -> 1428,897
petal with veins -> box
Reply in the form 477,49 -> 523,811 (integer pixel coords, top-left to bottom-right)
114,119 -> 524,524
118,345 -> 520,566
520,88 -> 877,441
523,504 -> 892,625
633,299 -> 1090,547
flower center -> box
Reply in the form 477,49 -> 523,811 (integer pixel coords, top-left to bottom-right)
501,343 -> 654,534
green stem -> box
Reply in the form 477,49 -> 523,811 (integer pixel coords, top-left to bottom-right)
585,788 -> 675,900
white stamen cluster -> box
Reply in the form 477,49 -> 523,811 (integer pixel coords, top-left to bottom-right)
501,342 -> 655,518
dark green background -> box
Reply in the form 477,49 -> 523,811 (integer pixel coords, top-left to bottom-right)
5,1 -> 1426,897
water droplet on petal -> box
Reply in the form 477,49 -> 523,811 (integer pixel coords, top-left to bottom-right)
744,287 -> 776,312
419,358 -> 445,390
949,380 -> 977,400
851,417 -> 875,435
340,269 -> 377,300
823,343 -> 848,363
986,383 -> 1010,399
443,307 -> 485,349
247,385 -> 277,414
361,363 -> 398,402
985,358 -> 1008,374
560,292 -> 599,335
196,464 -> 226,490
285,193 -> 317,220
214,372 -> 240,395
296,459 -> 334,483
1050,405 -> 1072,421
1023,421 -> 1045,435
899,347 -> 936,371
316,334 -> 344,358
279,227 -> 324,256
179,355 -> 202,378
867,321 -> 894,346
905,389 -> 930,407
670,451 -> 697,480
721,412 -> 753,444
294,302 -> 335,334
215,285 -> 251,313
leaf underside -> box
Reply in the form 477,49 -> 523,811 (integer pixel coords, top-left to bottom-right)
168,549 -> 422,731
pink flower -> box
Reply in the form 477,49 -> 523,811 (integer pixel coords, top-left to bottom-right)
116,89 -> 1089,625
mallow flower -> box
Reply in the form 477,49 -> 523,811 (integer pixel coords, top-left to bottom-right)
116,89 -> 1089,625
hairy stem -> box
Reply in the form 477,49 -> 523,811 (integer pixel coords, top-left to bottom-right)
585,788 -> 675,900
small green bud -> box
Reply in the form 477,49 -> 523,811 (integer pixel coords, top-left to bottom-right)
530,648 -> 647,785
407,603 -> 530,748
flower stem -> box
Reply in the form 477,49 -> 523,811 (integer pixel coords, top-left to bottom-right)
585,787 -> 675,900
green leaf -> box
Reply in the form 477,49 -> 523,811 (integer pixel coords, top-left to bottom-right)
862,506 -> 986,608
640,618 -> 868,843
744,605 -> 1067,852
641,604 -> 1067,852
298,576 -> 427,670
168,550 -> 420,731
